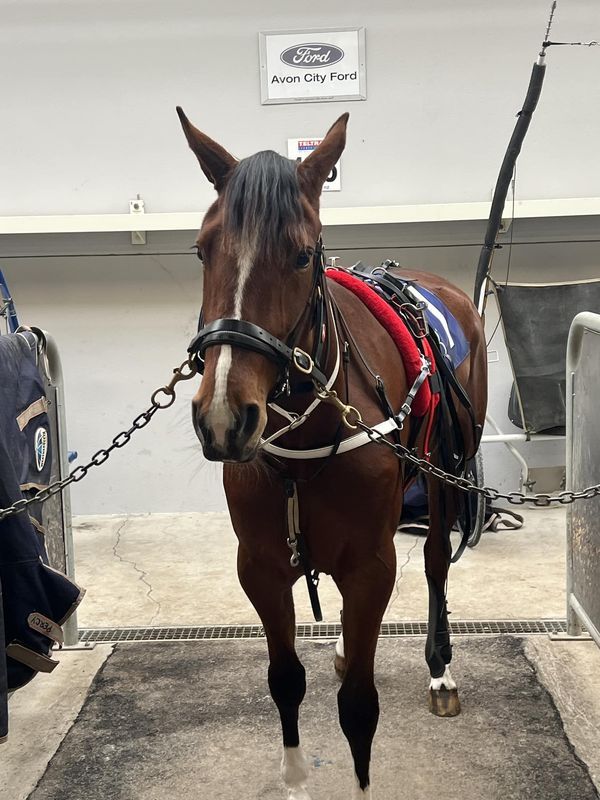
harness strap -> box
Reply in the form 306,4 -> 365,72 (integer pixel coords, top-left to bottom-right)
375,378 -> 401,445
285,480 -> 301,568
264,300 -> 341,442
262,333 -> 432,460
352,262 -> 411,300
425,331 -> 479,448
284,480 -> 322,622
348,264 -> 479,440
263,417 -> 399,459
397,357 -> 431,424
313,283 -> 327,368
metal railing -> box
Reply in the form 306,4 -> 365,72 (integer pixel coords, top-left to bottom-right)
566,312 -> 600,647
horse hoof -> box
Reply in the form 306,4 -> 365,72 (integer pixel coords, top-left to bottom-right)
334,652 -> 346,680
428,687 -> 461,717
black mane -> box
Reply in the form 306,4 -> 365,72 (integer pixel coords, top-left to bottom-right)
222,150 -> 306,259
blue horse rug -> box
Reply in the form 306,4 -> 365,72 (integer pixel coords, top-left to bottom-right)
0,332 -> 83,742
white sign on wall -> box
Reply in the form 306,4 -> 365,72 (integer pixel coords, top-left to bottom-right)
259,28 -> 366,105
287,138 -> 341,191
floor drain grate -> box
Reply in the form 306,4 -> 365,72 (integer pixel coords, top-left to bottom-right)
79,619 -> 567,644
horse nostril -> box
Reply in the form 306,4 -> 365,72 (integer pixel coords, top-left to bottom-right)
237,403 -> 260,440
193,407 -> 211,445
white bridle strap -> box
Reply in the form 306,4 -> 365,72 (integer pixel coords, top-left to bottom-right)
262,301 -> 341,445
261,417 -> 399,460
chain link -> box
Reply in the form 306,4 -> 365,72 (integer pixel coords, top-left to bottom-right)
353,418 -> 600,507
4,356 -> 598,520
314,382 -> 600,507
0,357 -> 198,523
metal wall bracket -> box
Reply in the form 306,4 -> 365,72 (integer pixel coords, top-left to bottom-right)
548,632 -> 592,642
129,195 -> 146,245
53,641 -> 97,652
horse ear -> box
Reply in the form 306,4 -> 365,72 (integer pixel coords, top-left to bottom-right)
176,106 -> 237,192
297,113 -> 349,201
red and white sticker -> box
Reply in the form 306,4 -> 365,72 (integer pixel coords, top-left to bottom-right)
287,138 -> 341,191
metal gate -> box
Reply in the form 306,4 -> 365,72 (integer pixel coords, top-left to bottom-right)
566,312 -> 600,647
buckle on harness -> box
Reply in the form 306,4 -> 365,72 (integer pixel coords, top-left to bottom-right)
315,388 -> 363,430
398,302 -> 429,339
293,347 -> 314,375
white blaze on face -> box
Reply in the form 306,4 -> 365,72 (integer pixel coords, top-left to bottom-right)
205,345 -> 234,444
204,247 -> 255,447
233,249 -> 254,319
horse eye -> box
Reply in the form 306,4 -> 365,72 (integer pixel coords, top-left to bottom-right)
295,249 -> 313,270
195,247 -> 205,263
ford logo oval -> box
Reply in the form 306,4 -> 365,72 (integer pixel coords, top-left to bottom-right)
280,43 -> 344,69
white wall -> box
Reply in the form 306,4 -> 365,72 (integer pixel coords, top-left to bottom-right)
1,0 -> 599,216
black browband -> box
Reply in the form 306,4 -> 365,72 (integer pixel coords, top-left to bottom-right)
187,318 -> 328,388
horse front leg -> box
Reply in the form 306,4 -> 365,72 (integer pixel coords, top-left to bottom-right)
335,549 -> 396,799
237,545 -> 311,800
425,479 -> 460,717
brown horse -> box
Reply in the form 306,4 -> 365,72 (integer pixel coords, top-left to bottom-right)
177,108 -> 487,799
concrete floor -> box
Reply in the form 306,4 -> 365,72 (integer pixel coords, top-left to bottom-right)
1,646 -> 113,800
72,507 -> 567,628
2,507 -> 600,800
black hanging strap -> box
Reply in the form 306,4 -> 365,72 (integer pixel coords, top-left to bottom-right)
284,479 -> 323,622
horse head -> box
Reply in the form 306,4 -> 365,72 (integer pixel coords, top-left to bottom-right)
177,107 -> 348,462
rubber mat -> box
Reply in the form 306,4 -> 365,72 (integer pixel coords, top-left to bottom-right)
30,637 -> 599,800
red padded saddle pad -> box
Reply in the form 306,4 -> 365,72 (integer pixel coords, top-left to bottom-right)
326,269 -> 434,416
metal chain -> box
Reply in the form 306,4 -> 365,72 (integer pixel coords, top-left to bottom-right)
5,354 -> 596,520
0,357 -> 198,523
317,388 -> 600,507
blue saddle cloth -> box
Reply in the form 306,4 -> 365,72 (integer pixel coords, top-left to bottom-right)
405,283 -> 470,369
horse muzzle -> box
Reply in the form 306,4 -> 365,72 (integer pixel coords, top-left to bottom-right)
193,401 -> 262,463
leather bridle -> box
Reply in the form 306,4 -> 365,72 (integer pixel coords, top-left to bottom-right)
187,239 -> 330,397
